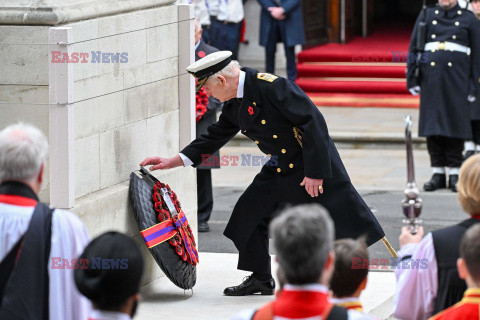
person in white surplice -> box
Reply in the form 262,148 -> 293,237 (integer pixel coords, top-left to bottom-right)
0,123 -> 91,320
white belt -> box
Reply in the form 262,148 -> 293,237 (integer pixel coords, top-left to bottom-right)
424,41 -> 471,55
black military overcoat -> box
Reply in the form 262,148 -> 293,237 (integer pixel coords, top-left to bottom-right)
472,92 -> 480,121
407,4 -> 480,139
181,68 -> 385,251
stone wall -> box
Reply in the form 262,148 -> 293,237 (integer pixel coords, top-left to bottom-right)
0,25 -> 51,201
0,2 -> 197,286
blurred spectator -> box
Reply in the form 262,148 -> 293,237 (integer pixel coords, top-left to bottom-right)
330,238 -> 374,318
194,19 -> 223,232
0,123 -> 91,320
464,0 -> 480,160
177,0 -> 211,36
74,232 -> 144,320
472,0 -> 480,18
393,155 -> 480,320
232,204 -> 369,320
429,223 -> 480,319
257,0 -> 305,81
206,0 -> 244,59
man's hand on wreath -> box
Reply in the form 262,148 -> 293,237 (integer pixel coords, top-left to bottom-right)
300,177 -> 324,197
140,155 -> 183,171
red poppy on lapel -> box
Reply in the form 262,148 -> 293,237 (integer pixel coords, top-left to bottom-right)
198,51 -> 206,58
248,106 -> 254,115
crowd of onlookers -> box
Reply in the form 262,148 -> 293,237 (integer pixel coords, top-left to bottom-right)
231,152 -> 480,320
181,0 -> 304,82
1,122 -> 480,319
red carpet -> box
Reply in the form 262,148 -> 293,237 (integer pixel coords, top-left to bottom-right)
296,23 -> 419,108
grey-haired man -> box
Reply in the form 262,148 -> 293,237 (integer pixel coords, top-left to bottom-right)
0,123 -> 91,320
140,51 -> 385,296
233,204 -> 371,319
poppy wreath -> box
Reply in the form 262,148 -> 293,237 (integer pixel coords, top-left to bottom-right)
151,182 -> 199,265
196,83 -> 208,122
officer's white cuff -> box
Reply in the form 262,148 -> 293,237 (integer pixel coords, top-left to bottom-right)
179,153 -> 193,167
409,86 -> 420,96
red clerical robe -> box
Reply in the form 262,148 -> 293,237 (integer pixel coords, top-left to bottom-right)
429,288 -> 480,320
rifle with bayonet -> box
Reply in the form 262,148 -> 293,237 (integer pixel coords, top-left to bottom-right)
414,0 -> 428,84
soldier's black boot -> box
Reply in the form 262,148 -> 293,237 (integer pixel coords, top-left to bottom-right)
449,174 -> 459,193
223,274 -> 275,296
423,173 -> 447,192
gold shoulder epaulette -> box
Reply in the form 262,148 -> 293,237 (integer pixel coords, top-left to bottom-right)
257,73 -> 278,82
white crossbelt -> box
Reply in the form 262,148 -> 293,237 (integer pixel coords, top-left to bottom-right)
424,41 -> 471,55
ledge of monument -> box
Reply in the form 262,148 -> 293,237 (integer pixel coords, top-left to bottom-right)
0,0 -> 175,25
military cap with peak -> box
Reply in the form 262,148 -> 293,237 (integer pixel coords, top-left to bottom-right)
187,51 -> 233,91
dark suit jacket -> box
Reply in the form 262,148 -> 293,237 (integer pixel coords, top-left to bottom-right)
195,39 -> 223,169
181,68 -> 384,251
257,0 -> 305,47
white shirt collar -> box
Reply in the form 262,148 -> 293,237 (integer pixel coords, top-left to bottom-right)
283,283 -> 329,293
330,296 -> 361,304
237,71 -> 245,98
89,310 -> 131,320
195,39 -> 201,51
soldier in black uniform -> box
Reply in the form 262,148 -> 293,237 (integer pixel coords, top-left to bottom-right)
140,51 -> 385,296
194,20 -> 223,232
407,0 -> 480,192
465,0 -> 480,160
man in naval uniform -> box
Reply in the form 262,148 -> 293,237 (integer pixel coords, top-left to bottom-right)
194,19 -> 223,232
140,51 -> 385,296
407,0 -> 480,192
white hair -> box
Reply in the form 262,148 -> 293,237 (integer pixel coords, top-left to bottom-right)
0,123 -> 48,182
206,60 -> 241,86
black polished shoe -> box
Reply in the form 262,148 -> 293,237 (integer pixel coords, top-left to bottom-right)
423,173 -> 447,192
223,275 -> 275,296
464,150 -> 475,161
198,221 -> 210,232
449,174 -> 459,192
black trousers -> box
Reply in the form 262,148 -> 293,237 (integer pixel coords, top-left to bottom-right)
427,136 -> 464,168
472,120 -> 480,145
265,21 -> 297,81
237,217 -> 272,274
197,169 -> 213,223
